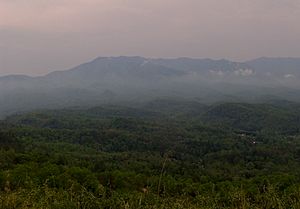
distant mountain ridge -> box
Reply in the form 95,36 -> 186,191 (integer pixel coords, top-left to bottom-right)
1,56 -> 300,117
3,56 -> 300,81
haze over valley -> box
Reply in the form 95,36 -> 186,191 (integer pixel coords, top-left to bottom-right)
1,56 -> 300,117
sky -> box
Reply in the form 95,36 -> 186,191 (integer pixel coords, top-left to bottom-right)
1,0 -> 300,76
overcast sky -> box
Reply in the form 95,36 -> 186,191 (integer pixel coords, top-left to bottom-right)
1,0 -> 300,76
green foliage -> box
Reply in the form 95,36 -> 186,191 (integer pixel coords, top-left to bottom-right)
1,101 -> 300,208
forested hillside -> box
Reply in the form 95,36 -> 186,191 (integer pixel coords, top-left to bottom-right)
1,100 -> 300,208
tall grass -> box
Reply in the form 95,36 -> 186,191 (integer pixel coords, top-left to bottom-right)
1,183 -> 300,209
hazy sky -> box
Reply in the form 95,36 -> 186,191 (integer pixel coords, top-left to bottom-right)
1,0 -> 300,76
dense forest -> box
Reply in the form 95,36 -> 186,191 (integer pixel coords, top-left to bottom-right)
1,99 -> 300,208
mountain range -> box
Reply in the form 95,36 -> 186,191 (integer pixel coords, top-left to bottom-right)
1,56 -> 300,117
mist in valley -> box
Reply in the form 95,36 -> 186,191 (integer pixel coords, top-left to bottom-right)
1,56 -> 300,117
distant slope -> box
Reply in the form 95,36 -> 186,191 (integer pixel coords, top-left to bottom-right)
246,57 -> 300,77
1,56 -> 300,117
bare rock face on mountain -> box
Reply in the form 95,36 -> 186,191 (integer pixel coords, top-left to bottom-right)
1,56 -> 300,117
